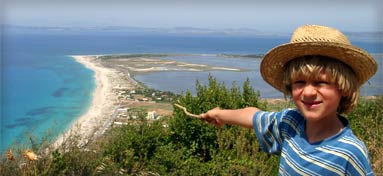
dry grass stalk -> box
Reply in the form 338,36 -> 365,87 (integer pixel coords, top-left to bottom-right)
24,149 -> 38,161
6,149 -> 15,161
173,104 -> 200,118
174,103 -> 216,124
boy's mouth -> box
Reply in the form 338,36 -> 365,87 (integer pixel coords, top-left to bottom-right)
301,100 -> 322,108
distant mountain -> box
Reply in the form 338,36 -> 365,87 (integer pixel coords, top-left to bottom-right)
3,24 -> 381,41
2,24 -> 289,37
344,31 -> 383,42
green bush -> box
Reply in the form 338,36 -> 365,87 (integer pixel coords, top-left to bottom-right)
347,96 -> 383,173
0,76 -> 381,175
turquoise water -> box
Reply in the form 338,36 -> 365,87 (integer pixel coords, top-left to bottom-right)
1,28 -> 382,152
2,54 -> 95,152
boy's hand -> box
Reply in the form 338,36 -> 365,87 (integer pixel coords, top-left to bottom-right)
199,108 -> 225,127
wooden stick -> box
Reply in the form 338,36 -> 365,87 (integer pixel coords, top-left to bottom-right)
174,104 -> 200,118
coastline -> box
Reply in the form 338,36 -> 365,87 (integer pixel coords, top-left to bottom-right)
53,55 -> 119,148
53,54 -> 271,148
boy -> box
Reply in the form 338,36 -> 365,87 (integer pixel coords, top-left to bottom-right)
199,25 -> 377,175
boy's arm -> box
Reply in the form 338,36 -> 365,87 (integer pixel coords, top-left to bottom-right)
199,107 -> 260,129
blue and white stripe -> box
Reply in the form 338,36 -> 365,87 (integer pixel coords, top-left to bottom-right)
253,109 -> 373,175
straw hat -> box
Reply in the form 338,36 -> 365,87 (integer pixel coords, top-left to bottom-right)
260,24 -> 378,92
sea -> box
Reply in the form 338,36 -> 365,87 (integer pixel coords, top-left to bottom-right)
1,27 -> 382,153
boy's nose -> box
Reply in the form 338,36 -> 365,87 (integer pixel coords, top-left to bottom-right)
302,84 -> 317,97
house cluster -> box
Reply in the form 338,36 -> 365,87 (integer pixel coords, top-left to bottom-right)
112,107 -> 160,127
113,85 -> 173,103
107,70 -> 174,127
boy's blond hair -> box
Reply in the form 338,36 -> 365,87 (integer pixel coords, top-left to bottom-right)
261,25 -> 377,100
282,55 -> 359,114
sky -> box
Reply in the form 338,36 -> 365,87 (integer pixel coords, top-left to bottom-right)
1,0 -> 382,33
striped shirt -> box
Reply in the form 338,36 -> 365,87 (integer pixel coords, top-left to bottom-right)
253,109 -> 373,176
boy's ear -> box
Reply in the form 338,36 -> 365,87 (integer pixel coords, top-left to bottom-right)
340,90 -> 348,97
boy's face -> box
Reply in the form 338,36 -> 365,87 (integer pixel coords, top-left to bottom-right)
291,71 -> 342,122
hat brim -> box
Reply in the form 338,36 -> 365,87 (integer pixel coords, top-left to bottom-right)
260,42 -> 377,92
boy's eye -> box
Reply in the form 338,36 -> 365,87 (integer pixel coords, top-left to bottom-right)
293,80 -> 305,84
315,81 -> 329,85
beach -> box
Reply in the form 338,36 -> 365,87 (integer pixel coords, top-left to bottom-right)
53,55 -> 120,147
